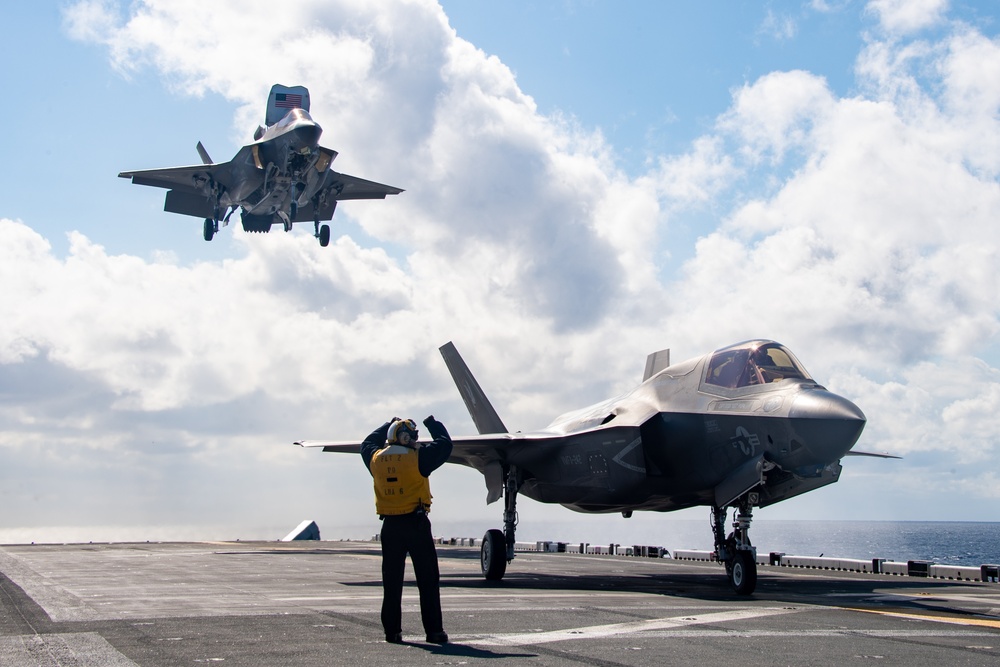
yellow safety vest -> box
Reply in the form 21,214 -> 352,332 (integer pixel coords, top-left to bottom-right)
371,445 -> 433,516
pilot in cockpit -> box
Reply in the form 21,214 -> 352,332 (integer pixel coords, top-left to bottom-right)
748,348 -> 773,385
707,343 -> 809,389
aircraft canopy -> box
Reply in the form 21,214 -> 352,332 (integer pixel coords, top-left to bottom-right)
705,341 -> 811,389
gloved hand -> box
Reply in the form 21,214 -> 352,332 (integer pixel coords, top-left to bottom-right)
422,415 -> 450,442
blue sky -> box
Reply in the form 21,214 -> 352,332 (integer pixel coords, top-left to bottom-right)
442,1 -> 864,166
1,1 -> 999,548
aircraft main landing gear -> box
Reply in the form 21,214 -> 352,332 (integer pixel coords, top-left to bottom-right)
481,528 -> 506,580
712,493 -> 758,595
312,198 -> 334,247
312,215 -> 331,247
481,465 -> 521,581
203,217 -> 217,241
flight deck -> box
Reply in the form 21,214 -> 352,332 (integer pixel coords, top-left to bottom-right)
2,540 -> 998,666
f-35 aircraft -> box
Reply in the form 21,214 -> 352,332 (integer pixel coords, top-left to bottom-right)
298,340 -> 890,595
120,84 -> 403,246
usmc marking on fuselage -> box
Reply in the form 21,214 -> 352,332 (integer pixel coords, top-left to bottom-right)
730,426 -> 761,457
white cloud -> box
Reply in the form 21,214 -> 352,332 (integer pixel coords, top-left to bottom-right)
867,0 -> 949,35
719,70 -> 836,164
3,0 -> 998,540
758,9 -> 798,43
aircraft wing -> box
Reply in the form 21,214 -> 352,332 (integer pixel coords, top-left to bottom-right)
295,433 -> 531,469
296,432 -> 564,504
324,170 -> 404,201
119,146 -> 262,194
119,164 -> 214,193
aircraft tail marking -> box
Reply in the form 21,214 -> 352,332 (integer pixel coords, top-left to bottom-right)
439,342 -> 508,435
265,84 -> 311,126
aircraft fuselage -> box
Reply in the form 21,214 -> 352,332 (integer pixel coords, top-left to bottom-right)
495,342 -> 866,514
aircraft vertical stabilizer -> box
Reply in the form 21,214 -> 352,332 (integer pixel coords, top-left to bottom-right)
265,84 -> 311,126
195,141 -> 213,165
439,342 -> 508,434
643,348 -> 670,382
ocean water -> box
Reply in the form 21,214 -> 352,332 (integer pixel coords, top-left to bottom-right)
436,519 -> 1000,567
744,521 -> 999,567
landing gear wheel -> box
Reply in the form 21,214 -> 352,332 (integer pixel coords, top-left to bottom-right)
203,218 -> 215,242
481,529 -> 507,581
730,550 -> 757,595
318,224 -> 330,247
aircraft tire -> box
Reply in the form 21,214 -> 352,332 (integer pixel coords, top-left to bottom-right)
319,224 -> 331,247
730,550 -> 757,595
203,218 -> 214,242
481,529 -> 507,581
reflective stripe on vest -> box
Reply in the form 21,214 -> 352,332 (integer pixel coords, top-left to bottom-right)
371,445 -> 432,516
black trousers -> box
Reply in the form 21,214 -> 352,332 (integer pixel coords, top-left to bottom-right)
379,512 -> 443,636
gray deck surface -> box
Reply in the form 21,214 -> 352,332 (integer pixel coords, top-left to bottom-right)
1,540 -> 998,666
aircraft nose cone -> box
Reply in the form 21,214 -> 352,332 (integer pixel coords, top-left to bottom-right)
788,389 -> 866,462
790,389 -> 866,422
292,123 -> 322,150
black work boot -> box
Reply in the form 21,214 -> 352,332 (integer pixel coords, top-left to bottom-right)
385,632 -> 404,644
425,631 -> 448,644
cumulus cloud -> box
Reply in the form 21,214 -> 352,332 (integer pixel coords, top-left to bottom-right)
2,0 -> 999,541
867,0 -> 949,35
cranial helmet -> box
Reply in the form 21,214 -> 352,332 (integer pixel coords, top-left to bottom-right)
387,418 -> 419,445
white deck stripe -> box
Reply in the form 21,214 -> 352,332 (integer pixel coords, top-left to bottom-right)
467,606 -> 798,646
457,628 -> 998,642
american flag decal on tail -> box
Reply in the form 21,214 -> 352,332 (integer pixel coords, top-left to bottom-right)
275,93 -> 303,109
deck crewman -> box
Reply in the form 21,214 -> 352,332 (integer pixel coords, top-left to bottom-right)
361,416 -> 453,644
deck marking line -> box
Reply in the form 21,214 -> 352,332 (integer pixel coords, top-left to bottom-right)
467,606 -> 798,646
847,607 -> 1000,630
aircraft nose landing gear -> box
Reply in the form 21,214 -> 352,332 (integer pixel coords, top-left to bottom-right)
712,493 -> 758,595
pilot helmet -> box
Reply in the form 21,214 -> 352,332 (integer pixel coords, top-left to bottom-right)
387,419 -> 419,446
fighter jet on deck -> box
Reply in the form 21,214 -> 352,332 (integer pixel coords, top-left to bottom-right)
297,340 -> 896,595
120,85 -> 403,246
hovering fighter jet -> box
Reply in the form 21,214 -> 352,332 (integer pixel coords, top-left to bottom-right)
119,84 -> 403,246
297,340 -> 893,595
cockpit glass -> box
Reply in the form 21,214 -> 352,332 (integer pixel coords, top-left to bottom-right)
705,343 -> 811,389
